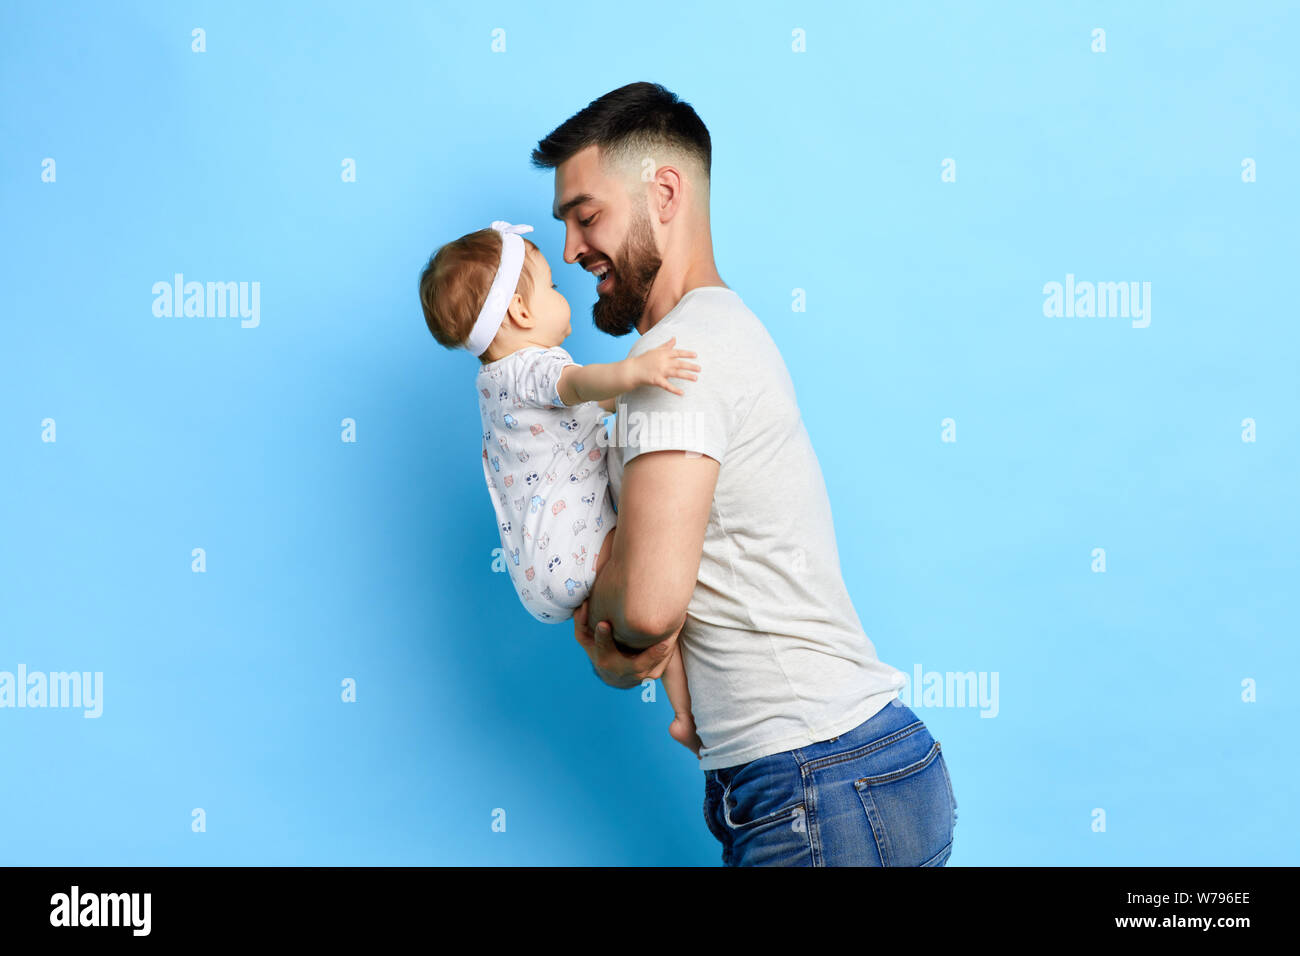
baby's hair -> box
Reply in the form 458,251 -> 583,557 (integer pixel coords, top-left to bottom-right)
418,228 -> 541,353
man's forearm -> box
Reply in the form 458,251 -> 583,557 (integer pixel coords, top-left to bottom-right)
588,547 -> 676,656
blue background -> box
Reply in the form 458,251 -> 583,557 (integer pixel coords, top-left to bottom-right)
1,0 -> 1296,865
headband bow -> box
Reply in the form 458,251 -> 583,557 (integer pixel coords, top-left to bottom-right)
463,220 -> 534,357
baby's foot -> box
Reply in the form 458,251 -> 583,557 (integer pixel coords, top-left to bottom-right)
669,713 -> 703,757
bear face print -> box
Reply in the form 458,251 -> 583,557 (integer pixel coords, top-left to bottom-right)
524,566 -> 535,581
503,474 -> 514,488
551,499 -> 567,516
530,423 -> 545,437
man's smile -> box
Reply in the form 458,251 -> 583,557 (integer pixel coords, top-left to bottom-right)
584,258 -> 614,294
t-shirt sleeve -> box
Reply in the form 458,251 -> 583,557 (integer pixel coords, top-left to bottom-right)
508,347 -> 578,409
619,336 -> 732,467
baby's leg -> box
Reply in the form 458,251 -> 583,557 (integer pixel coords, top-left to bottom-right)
591,523 -> 698,755
662,626 -> 702,757
592,523 -> 615,578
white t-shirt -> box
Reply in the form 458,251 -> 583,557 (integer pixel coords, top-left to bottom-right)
606,286 -> 906,770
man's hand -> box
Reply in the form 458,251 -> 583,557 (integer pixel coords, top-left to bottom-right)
574,597 -> 679,689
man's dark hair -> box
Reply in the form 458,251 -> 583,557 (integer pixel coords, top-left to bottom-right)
531,82 -> 711,180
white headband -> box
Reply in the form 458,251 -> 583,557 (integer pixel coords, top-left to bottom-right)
463,220 -> 534,357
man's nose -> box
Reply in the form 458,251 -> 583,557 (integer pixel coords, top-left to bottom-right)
563,230 -> 587,266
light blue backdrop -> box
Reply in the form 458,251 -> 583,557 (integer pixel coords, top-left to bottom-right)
1,0 -> 1295,865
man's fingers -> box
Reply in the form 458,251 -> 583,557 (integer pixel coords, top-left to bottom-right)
638,639 -> 678,679
574,603 -> 595,651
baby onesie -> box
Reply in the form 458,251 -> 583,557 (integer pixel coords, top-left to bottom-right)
476,345 -> 618,622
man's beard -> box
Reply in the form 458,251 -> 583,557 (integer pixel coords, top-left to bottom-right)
591,204 -> 662,337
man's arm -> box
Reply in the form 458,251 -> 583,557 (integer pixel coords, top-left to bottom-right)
582,448 -> 719,687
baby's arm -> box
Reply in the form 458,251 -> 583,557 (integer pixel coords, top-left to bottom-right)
555,337 -> 700,407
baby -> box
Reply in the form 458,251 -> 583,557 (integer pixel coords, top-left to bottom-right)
418,219 -> 703,756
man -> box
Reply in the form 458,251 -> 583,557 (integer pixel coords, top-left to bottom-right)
531,82 -> 958,866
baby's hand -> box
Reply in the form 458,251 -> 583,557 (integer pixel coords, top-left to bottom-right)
629,337 -> 700,397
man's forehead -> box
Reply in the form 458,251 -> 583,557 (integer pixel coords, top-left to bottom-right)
551,146 -> 605,219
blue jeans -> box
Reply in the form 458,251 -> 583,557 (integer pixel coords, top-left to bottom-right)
702,699 -> 958,866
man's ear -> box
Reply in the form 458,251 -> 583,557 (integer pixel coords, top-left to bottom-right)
652,165 -> 684,224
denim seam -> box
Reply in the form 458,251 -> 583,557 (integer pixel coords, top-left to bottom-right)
855,784 -> 892,864
920,839 -> 953,867
802,767 -> 822,866
853,738 -> 942,788
798,720 -> 925,775
938,748 -> 958,834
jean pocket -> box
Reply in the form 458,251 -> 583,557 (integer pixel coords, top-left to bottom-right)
853,738 -> 953,866
702,772 -> 732,849
721,756 -> 804,832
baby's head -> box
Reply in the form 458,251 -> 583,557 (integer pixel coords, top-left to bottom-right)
419,225 -> 572,363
